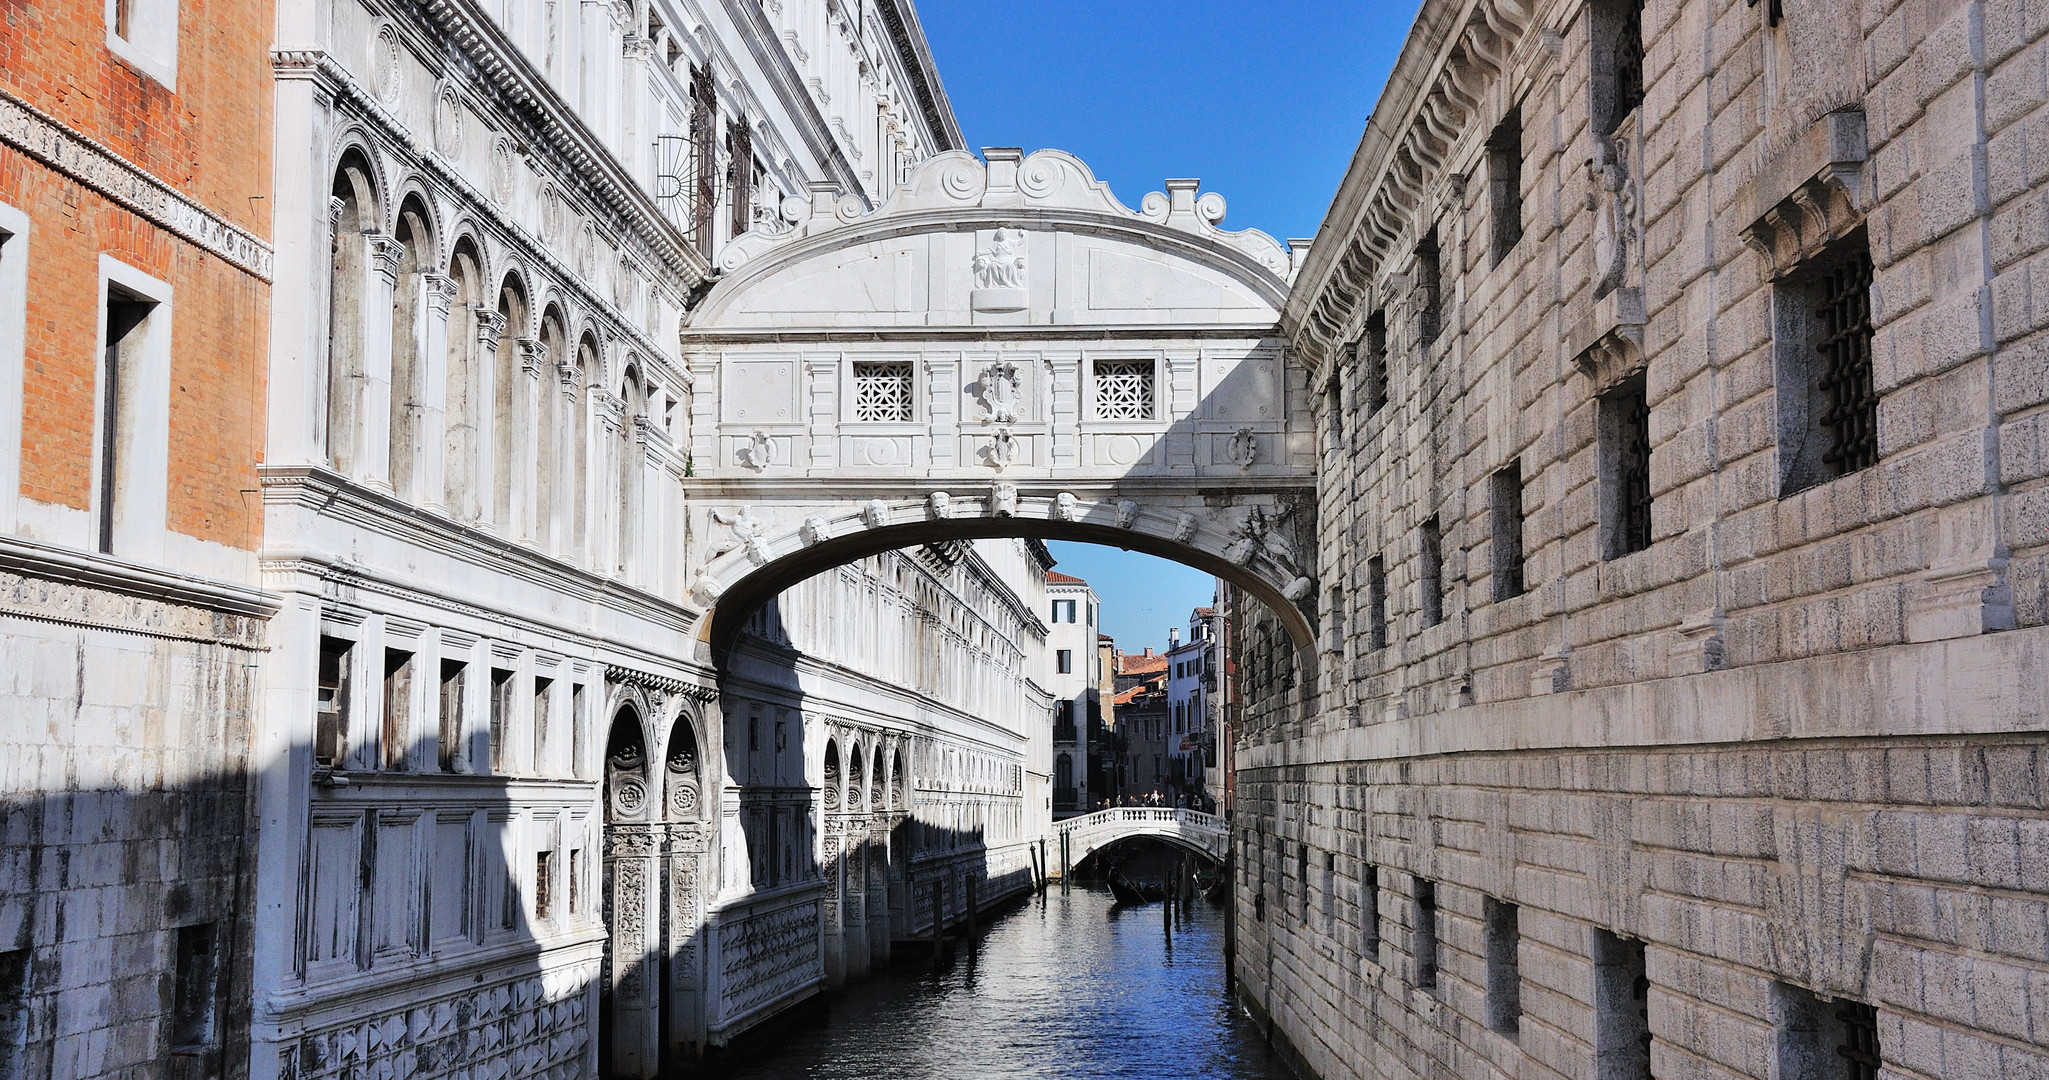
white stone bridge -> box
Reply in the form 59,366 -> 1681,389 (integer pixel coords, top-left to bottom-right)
674,149 -> 1321,662
1052,808 -> 1230,871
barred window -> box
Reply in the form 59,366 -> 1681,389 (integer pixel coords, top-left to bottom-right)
1600,372 -> 1653,558
1093,359 -> 1156,420
1777,230 -> 1879,495
852,361 -> 915,422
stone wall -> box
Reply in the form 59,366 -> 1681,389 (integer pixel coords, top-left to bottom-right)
1246,0 -> 2049,1077
0,551 -> 268,1080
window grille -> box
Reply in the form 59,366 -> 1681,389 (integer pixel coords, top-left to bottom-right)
1602,373 -> 1653,558
1093,359 -> 1156,420
1608,1 -> 1645,135
851,362 -> 915,422
1362,312 -> 1389,414
1836,1002 -> 1881,1080
1816,249 -> 1878,476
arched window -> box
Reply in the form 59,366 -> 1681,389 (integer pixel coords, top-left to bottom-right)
443,239 -> 483,519
823,740 -> 841,813
536,306 -> 567,554
604,707 -> 648,823
891,749 -> 907,810
326,151 -> 378,473
871,746 -> 885,810
847,744 -> 865,812
389,196 -> 432,500
665,717 -> 700,820
492,275 -> 528,531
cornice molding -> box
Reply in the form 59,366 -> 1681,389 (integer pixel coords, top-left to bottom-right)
0,88 -> 274,281
0,534 -> 276,646
374,0 -> 712,290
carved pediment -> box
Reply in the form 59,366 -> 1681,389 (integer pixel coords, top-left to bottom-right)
1735,109 -> 1868,278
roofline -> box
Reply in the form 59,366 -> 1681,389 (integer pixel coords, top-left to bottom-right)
874,0 -> 966,152
1281,0 -> 1468,335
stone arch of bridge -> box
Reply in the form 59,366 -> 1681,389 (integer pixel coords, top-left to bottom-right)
692,490 -> 1318,671
1069,829 -> 1222,869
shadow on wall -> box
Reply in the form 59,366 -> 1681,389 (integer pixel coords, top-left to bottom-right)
0,769 -> 262,1080
596,592 -> 1026,1078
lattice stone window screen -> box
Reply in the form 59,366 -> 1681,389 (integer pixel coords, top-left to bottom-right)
1093,359 -> 1156,420
851,361 -> 915,422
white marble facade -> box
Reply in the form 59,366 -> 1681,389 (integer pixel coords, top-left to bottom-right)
252,0 -> 1039,1077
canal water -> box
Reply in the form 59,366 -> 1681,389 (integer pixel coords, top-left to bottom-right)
703,883 -> 1296,1080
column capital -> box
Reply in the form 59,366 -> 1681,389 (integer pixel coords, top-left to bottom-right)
422,272 -> 458,316
518,337 -> 549,377
474,308 -> 507,346
366,234 -> 405,282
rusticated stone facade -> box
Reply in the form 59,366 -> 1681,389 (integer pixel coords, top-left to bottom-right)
1241,0 -> 2049,1078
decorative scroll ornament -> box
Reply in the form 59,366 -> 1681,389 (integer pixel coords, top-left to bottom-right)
710,506 -> 772,565
928,491 -> 953,519
1115,499 -> 1140,529
977,359 -> 1023,423
862,499 -> 889,528
1228,427 -> 1258,468
689,572 -> 724,607
613,777 -> 649,817
738,430 -> 776,470
981,425 -> 1020,470
1052,492 -> 1079,522
802,514 -> 831,544
989,482 -> 1019,517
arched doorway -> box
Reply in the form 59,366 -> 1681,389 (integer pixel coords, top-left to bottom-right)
600,702 -> 656,1078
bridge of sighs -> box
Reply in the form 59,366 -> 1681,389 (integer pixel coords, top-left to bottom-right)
673,148 -> 1322,658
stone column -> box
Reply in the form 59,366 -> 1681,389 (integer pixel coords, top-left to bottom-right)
592,389 -> 624,574
606,824 -> 661,1078
515,337 -> 547,545
469,309 -> 507,526
926,354 -> 957,469
664,824 -> 707,1057
822,817 -> 845,987
844,822 -> 869,979
416,273 -> 456,513
1048,351 -> 1081,470
806,354 -> 838,469
553,359 -> 581,559
360,234 -> 404,490
868,813 -> 891,965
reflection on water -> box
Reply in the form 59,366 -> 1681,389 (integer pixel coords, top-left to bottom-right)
703,885 -> 1294,1080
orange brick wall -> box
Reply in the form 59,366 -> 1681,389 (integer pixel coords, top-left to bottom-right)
1,0 -> 272,552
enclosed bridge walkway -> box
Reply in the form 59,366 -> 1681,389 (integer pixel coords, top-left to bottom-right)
672,147 -> 1322,664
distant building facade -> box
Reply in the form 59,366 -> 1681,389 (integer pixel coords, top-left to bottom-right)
1045,570 -> 1098,816
1164,607 -> 1218,806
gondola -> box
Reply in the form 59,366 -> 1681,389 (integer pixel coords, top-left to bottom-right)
1107,868 -> 1150,906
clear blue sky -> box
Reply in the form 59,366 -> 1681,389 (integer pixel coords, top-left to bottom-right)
917,0 -> 1421,242
1045,541 -> 1218,653
925,2 -> 1419,644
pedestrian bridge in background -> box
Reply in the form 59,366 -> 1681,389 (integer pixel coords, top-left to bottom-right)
1054,808 -> 1230,868
674,148 -> 1322,662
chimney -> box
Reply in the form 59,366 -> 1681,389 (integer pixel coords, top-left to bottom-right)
1169,627 -> 1181,649
1143,648 -> 1153,658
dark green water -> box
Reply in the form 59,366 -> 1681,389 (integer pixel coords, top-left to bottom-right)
704,885 -> 1296,1080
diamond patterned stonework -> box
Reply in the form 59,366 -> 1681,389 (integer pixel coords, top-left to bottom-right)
1092,360 -> 1155,420
851,362 -> 915,422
